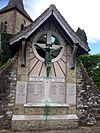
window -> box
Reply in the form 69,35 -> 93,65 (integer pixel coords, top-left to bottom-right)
4,21 -> 7,32
21,24 -> 24,30
21,20 -> 27,31
37,34 -> 47,44
0,22 -> 4,32
0,21 -> 7,32
51,35 -> 60,45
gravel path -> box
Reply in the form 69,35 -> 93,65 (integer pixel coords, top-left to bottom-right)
0,126 -> 100,133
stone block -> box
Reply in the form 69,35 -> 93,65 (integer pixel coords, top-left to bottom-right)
67,83 -> 76,105
14,105 -> 24,114
11,114 -> 78,131
24,107 -> 68,115
67,106 -> 76,114
15,81 -> 27,104
24,103 -> 69,115
24,107 -> 44,115
18,67 -> 28,75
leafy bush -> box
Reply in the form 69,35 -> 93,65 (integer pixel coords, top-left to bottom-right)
0,33 -> 12,65
77,54 -> 100,88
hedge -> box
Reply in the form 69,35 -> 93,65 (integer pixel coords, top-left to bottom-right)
77,54 -> 100,88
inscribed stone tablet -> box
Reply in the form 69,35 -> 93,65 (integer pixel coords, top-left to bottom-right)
50,82 -> 65,103
16,81 -> 27,104
27,82 -> 44,103
67,83 -> 76,105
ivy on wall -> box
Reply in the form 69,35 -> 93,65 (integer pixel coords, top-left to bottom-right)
77,54 -> 100,88
0,33 -> 12,66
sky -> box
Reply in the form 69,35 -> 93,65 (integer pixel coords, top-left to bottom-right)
0,0 -> 100,54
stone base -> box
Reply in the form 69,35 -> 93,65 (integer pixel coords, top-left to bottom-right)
11,114 -> 78,131
23,103 -> 69,115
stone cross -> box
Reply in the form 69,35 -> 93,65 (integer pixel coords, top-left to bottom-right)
34,32 -> 62,77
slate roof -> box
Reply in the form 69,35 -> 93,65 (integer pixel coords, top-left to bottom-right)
10,4 -> 89,52
0,0 -> 33,22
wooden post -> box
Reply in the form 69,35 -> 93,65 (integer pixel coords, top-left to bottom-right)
0,33 -> 1,51
70,43 -> 78,69
21,38 -> 26,67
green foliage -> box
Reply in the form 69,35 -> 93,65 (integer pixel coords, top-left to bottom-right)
0,32 -> 12,66
77,54 -> 100,88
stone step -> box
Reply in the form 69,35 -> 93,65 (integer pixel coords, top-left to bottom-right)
12,114 -> 78,131
23,103 -> 69,115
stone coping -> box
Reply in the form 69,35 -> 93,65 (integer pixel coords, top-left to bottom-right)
24,103 -> 69,107
12,114 -> 78,121
29,77 -> 65,82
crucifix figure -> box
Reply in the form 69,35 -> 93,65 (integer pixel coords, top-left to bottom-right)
34,33 -> 62,77
35,44 -> 62,77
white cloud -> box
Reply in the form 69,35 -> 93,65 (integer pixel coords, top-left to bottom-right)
88,38 -> 100,43
24,0 -> 100,41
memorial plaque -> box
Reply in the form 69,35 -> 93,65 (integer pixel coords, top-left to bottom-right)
29,77 -> 43,82
67,83 -> 76,105
27,78 -> 66,104
16,81 -> 27,104
51,78 -> 65,82
50,82 -> 65,103
27,82 -> 44,103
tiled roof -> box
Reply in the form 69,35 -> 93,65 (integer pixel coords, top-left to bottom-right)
10,4 -> 89,52
0,0 -> 33,22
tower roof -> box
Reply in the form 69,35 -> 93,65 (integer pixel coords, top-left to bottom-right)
0,0 -> 33,22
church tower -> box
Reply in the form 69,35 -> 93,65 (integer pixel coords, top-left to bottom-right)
0,0 -> 33,34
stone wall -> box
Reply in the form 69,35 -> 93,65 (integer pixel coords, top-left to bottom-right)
0,10 -> 31,34
0,11 -> 14,34
15,11 -> 31,34
76,66 -> 100,126
0,57 -> 17,129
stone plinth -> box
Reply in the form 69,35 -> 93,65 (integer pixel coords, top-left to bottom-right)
12,77 -> 78,131
12,114 -> 78,131
12,103 -> 78,131
24,103 -> 69,115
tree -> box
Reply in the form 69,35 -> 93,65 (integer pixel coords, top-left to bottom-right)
76,27 -> 88,45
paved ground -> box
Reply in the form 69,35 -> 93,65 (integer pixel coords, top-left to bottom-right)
0,126 -> 100,133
